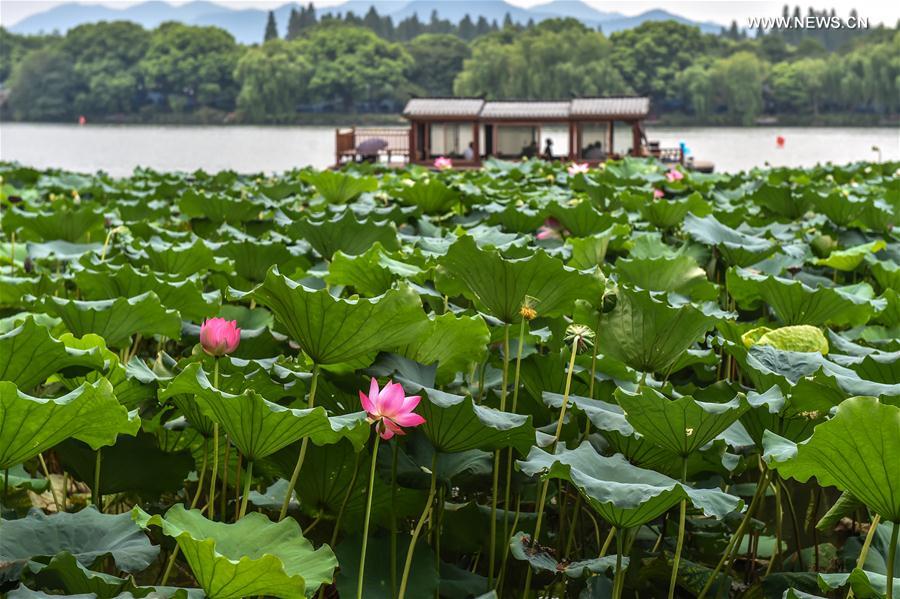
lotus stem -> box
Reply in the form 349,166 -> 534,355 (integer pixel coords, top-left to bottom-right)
220,435 -> 231,518
667,459 -> 689,599
238,460 -> 253,519
698,468 -> 771,599
93,449 -> 102,511
330,451 -> 362,547
778,477 -> 805,571
523,337 -> 580,599
209,359 -> 220,521
847,513 -> 881,599
886,521 -> 898,599
233,451 -> 243,513
390,440 -> 399,598
612,527 -> 626,599
398,453 -> 438,599
496,495 -> 522,595
766,474 -> 784,576
500,317 -> 528,588
600,526 -> 616,557
489,324 -> 511,588
588,318 -> 601,399
37,453 -> 61,513
191,440 -> 208,509
279,364 -> 319,521
357,433 -> 381,599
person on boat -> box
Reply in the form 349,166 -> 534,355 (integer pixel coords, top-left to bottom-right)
463,142 -> 475,161
542,138 -> 554,160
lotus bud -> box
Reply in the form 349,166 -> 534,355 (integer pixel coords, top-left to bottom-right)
199,318 -> 241,356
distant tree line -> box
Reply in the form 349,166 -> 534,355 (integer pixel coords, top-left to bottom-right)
0,5 -> 897,125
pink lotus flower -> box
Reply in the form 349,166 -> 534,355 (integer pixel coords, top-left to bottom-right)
535,217 -> 562,241
653,188 -> 665,199
434,156 -> 453,170
665,169 -> 684,183
567,162 -> 589,176
359,378 -> 425,440
199,318 -> 241,356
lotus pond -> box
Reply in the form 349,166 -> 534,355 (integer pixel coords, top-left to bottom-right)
0,158 -> 899,599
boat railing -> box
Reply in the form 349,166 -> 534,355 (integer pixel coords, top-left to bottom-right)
335,127 -> 411,164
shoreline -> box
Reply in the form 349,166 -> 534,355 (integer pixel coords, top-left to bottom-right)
2,113 -> 897,129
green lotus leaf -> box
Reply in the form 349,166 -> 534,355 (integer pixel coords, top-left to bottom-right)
484,201 -> 547,233
178,189 -> 264,222
683,213 -> 777,267
74,263 -> 220,322
818,569 -> 900,599
55,333 -> 155,408
301,169 -> 377,204
398,177 -> 460,213
727,268 -> 883,327
615,254 -> 718,301
750,183 -> 811,219
36,292 -> 183,349
27,240 -> 103,262
394,312 -> 490,383
870,260 -> 900,293
565,224 -> 631,270
216,239 -> 308,285
812,190 -> 868,227
0,316 -> 106,390
248,267 -> 427,365
20,551 -> 199,599
614,386 -> 748,457
133,504 -> 337,599
741,325 -> 829,354
0,378 -> 139,470
56,431 -> 194,498
260,440 -> 426,530
517,442 -> 743,528
325,242 -> 422,297
0,274 -> 57,308
875,288 -> 900,327
436,235 -> 601,323
159,363 -> 370,458
763,396 -> 900,522
640,192 -> 709,229
596,285 -> 718,374
0,508 -> 158,578
548,199 -> 623,237
816,240 -> 886,272
134,237 -> 229,276
334,534 -> 437,599
3,204 -> 105,243
509,531 -> 623,578
412,385 -> 535,454
3,464 -> 50,493
286,210 -> 400,259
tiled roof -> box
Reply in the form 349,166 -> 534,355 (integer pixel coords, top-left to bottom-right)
480,101 -> 571,120
402,97 -> 651,120
403,98 -> 484,117
570,97 -> 650,118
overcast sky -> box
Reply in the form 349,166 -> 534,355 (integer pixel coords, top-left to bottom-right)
1,0 -> 898,28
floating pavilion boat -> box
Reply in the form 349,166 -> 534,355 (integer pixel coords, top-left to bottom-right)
335,96 -> 713,171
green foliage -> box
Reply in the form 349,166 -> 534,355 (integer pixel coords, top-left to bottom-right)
1,157 -> 899,598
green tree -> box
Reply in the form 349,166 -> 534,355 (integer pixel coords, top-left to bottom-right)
139,22 -> 241,113
64,21 -> 150,115
0,28 -> 55,84
234,39 -> 311,121
406,33 -> 470,96
609,21 -> 711,104
675,63 -> 713,116
264,11 -> 279,42
711,51 -> 766,125
454,19 -> 630,99
299,24 -> 412,111
286,8 -> 302,41
6,47 -> 78,120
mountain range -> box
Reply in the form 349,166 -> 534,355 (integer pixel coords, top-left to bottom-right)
7,0 -> 725,43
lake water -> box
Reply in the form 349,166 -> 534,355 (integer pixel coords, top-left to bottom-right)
1,122 -> 897,175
